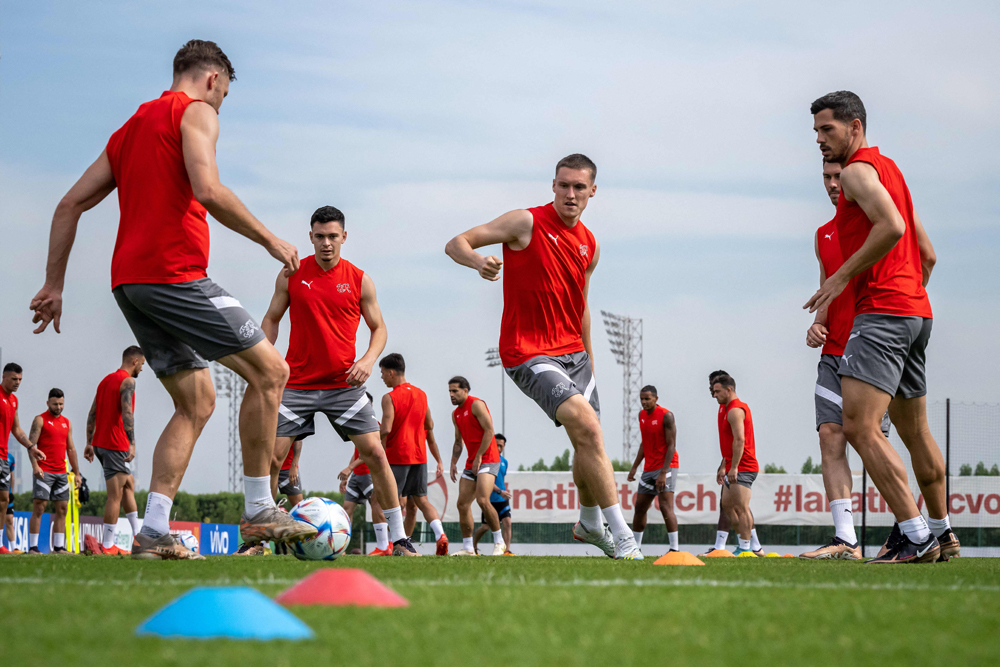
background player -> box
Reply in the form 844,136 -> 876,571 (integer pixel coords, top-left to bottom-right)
276,440 -> 303,507
474,434 -> 513,555
445,154 -> 641,560
1,363 -> 48,550
448,377 -> 505,556
2,455 -> 14,553
627,385 -> 679,553
27,388 -> 81,554
339,443 -> 392,556
712,373 -> 761,556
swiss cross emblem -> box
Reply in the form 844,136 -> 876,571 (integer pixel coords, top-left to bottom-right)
337,283 -> 351,294
652,420 -> 658,426
579,244 -> 588,256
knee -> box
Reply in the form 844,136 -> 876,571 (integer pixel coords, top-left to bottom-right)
257,356 -> 290,396
818,424 -> 846,457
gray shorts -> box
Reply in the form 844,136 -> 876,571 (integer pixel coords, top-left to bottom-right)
277,468 -> 302,497
816,355 -> 891,435
505,351 -> 600,426
461,461 -> 502,482
391,463 -> 427,498
94,447 -> 131,480
0,458 -> 10,492
345,473 -> 374,502
638,467 -> 678,495
33,472 -> 70,502
113,278 -> 266,379
276,386 -> 379,440
838,314 -> 932,400
724,471 -> 757,489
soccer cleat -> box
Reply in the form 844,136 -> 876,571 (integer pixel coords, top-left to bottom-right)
392,537 -> 421,557
866,534 -> 940,564
752,549 -> 767,558
614,535 -> 644,560
572,522 -> 615,558
877,523 -> 903,558
451,548 -> 477,557
733,547 -> 755,556
240,505 -> 317,545
491,541 -> 506,556
436,534 -> 450,556
699,548 -> 720,556
367,546 -> 393,556
503,550 -> 517,556
234,541 -> 270,556
937,529 -> 961,562
131,532 -> 205,560
52,546 -> 72,555
799,536 -> 862,560
0,546 -> 11,555
27,546 -> 42,555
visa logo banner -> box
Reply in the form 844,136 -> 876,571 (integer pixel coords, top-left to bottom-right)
200,523 -> 238,555
1,511 -> 50,552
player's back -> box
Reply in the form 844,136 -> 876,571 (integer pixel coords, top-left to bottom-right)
92,370 -> 131,451
386,384 -> 427,465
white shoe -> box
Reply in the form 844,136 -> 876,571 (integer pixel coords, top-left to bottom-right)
491,541 -> 506,556
614,535 -> 644,561
451,548 -> 477,557
572,522 -> 615,558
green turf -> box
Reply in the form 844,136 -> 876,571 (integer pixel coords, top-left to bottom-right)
2,554 -> 998,667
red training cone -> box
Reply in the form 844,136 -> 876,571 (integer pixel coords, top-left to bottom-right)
276,569 -> 409,608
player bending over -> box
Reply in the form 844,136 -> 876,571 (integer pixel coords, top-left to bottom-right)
474,433 -> 513,555
27,388 -> 81,554
627,385 -> 679,553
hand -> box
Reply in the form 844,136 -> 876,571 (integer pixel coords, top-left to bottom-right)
729,467 -> 739,482
656,472 -> 667,493
716,468 -> 725,486
450,462 -> 458,483
30,284 -> 64,334
804,271 -> 848,314
501,490 -> 512,501
338,467 -> 352,482
627,466 -> 637,482
84,445 -> 95,463
29,446 -> 46,462
339,479 -> 347,494
32,465 -> 44,479
267,236 -> 300,278
806,322 -> 829,348
124,445 -> 135,463
477,255 -> 502,281
435,462 -> 444,479
288,466 -> 300,486
472,454 -> 483,472
345,358 -> 374,387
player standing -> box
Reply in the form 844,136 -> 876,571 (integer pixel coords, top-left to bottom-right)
27,389 -> 81,554
446,154 -> 641,559
627,385 -> 679,553
806,91 -> 954,563
711,374 -> 761,556
30,40 -> 313,559
261,206 -> 417,556
339,444 -> 392,556
1,364 -> 48,549
473,433 -> 514,555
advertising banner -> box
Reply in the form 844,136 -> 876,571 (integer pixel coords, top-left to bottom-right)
200,522 -> 238,555
169,520 -> 202,552
3,511 -> 49,551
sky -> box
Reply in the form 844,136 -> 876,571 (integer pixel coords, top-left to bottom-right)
2,1 -> 998,493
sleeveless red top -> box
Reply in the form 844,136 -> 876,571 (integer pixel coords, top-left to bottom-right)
638,404 -> 678,471
281,446 -> 295,471
453,396 -> 501,469
499,203 -> 597,367
92,369 -> 133,452
385,383 -> 428,465
106,91 -> 210,288
0,388 -> 17,459
351,447 -> 370,476
36,413 -> 70,474
718,398 -> 758,473
285,255 -> 365,389
816,219 -> 856,357
835,147 -> 932,318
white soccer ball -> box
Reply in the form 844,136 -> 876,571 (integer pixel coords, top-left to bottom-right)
288,496 -> 352,561
179,533 -> 199,553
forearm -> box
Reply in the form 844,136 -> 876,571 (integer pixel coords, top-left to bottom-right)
445,235 -> 484,270
359,324 -> 387,367
631,449 -> 644,470
261,317 -> 280,345
67,447 -> 80,475
582,305 -> 594,360
663,443 -> 676,469
730,440 -> 745,470
13,427 -> 33,449
43,202 -> 85,290
86,417 -> 96,447
203,185 -> 276,249
451,441 -> 463,465
476,432 -> 494,458
427,437 -> 443,465
122,407 -> 136,448
833,222 -> 902,284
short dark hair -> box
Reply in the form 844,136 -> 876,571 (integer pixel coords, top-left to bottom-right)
448,376 -> 470,391
713,373 -> 736,390
379,353 -> 405,373
495,433 -> 506,443
311,206 -> 345,228
811,90 -> 866,134
173,40 -> 236,81
123,345 -> 145,362
3,363 -> 22,375
555,153 -> 597,182
48,388 -> 64,400
640,385 -> 657,396
708,370 -> 728,383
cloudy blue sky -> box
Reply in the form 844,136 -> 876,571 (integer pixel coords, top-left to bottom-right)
2,1 -> 998,493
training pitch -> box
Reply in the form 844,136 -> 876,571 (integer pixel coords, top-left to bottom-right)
2,555 -> 998,666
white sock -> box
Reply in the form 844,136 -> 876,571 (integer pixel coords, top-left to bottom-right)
373,522 -> 389,550
463,537 -> 474,552
738,537 -> 751,550
579,505 -> 603,533
927,516 -> 951,538
602,504 -> 633,542
53,532 -> 66,549
102,524 -> 116,549
384,506 -> 406,543
492,529 -> 503,545
668,531 -> 679,551
830,498 -> 857,544
899,515 -> 931,544
714,530 -> 729,550
243,475 -> 275,516
750,528 -> 762,552
429,519 -> 445,541
633,530 -> 644,547
140,492 -> 172,537
126,511 -> 141,536
29,533 -> 39,549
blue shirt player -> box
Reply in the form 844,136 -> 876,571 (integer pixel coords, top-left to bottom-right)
475,434 -> 513,554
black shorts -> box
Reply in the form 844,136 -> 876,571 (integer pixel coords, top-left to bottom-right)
483,501 -> 511,523
391,464 -> 427,498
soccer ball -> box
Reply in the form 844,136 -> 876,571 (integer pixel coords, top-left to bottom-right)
179,533 -> 199,553
288,497 -> 352,561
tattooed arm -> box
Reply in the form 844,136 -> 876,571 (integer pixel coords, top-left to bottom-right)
120,377 -> 137,462
28,415 -> 44,478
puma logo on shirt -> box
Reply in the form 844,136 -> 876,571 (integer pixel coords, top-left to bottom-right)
301,280 -> 314,289
547,233 -> 559,244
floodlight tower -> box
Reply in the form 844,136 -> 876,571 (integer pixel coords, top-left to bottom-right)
600,310 -> 643,460
485,347 -> 506,433
212,362 -> 247,493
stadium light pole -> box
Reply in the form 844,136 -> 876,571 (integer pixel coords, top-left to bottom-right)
601,310 -> 643,461
485,347 -> 505,434
212,362 -> 247,493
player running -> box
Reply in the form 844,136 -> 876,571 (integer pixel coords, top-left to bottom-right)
473,433 -> 513,555
806,91 -> 953,563
627,385 -> 679,553
27,389 -> 81,555
276,440 -> 304,508
30,40 -> 313,559
1,364 -> 48,548
448,377 -> 505,556
261,206 -> 417,556
446,154 -> 641,560
711,374 -> 761,556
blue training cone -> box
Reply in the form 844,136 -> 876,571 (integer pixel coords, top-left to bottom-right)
136,587 -> 314,641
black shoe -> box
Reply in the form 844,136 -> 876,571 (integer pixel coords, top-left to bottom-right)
28,546 -> 42,555
877,523 -> 903,557
392,537 -> 421,557
867,534 -> 940,564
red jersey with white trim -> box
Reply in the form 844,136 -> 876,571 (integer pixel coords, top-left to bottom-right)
105,91 -> 210,289
718,399 -> 758,473
453,396 -> 501,469
285,255 -> 365,390
835,147 -> 932,318
351,447 -> 370,476
385,384 -> 427,465
499,203 -> 597,367
0,388 -> 17,459
92,370 -> 133,452
817,219 -> 856,357
281,446 -> 295,471
36,413 -> 70,474
638,404 -> 678,471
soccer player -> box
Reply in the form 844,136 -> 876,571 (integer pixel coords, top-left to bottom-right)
448,377 -> 505,557
31,40 -> 312,559
262,206 -> 417,556
473,433 -> 513,555
1,363 -> 48,551
627,385 -> 679,553
711,374 -> 760,556
84,347 -> 145,555
276,440 -> 304,508
806,91 -> 953,563
339,445 -> 392,556
446,154 -> 641,560
27,388 -> 81,555
2,458 -> 14,553
378,354 -> 448,555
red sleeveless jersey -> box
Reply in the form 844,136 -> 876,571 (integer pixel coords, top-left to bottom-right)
351,447 -> 370,476
0,388 -> 17,459
718,398 -> 758,473
385,384 -> 428,465
36,412 -> 70,474
499,203 -> 597,367
453,396 -> 500,469
816,220 -> 856,356
835,147 -> 932,318
92,369 -> 133,452
285,256 -> 365,389
106,91 -> 210,289
281,446 -> 295,471
638,404 -> 678,471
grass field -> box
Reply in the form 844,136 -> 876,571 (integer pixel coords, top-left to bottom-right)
2,554 -> 999,667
